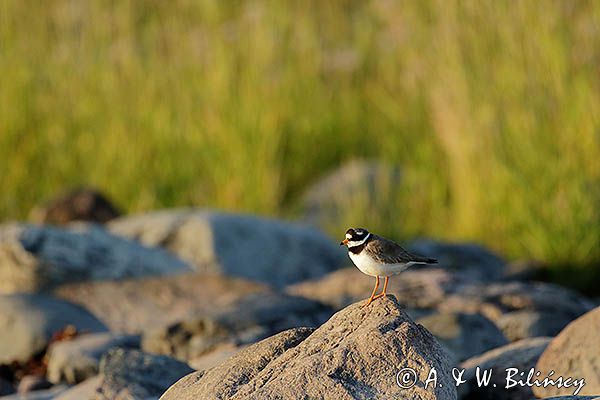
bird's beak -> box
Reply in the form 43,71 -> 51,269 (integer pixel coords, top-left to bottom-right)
340,239 -> 349,246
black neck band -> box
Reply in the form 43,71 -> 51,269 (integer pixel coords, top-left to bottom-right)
348,235 -> 371,254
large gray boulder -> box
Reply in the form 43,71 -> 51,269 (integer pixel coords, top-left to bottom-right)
95,349 -> 194,400
161,328 -> 313,400
0,385 -> 69,400
441,281 -> 594,326
53,376 -> 102,400
53,350 -> 194,400
407,239 -> 506,282
0,223 -> 191,294
162,296 -> 456,400
0,378 -> 14,396
47,333 -> 140,384
0,294 -> 107,364
299,160 -> 402,232
534,306 -> 600,398
495,310 -> 575,341
459,336 -> 551,400
53,273 -> 272,333
416,311 -> 508,362
108,209 -> 346,287
142,292 -> 332,361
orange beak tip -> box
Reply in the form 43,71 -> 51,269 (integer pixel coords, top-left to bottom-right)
340,239 -> 349,246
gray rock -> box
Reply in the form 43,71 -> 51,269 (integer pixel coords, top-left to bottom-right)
495,310 -> 574,341
534,306 -> 600,398
286,266 -> 465,310
0,294 -> 107,364
53,376 -> 102,400
53,273 -> 271,333
0,223 -> 191,294
162,296 -> 456,400
161,328 -> 312,400
460,336 -> 551,400
142,292 -> 332,361
441,281 -> 594,324
47,333 -> 140,384
408,239 -> 506,282
95,348 -> 193,400
0,378 -> 15,396
0,385 -> 69,400
108,209 -> 346,287
51,351 -> 189,400
299,160 -> 402,232
29,187 -> 121,225
416,311 -> 508,362
16,376 -> 52,393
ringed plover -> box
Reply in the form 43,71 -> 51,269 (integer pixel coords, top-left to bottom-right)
340,227 -> 437,306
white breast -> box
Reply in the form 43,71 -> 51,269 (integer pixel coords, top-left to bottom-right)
348,251 -> 416,277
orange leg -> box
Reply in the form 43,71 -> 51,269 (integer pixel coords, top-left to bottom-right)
373,276 -> 389,299
363,276 -> 380,307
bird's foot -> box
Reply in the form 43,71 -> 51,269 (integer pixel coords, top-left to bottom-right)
372,292 -> 386,300
362,298 -> 374,308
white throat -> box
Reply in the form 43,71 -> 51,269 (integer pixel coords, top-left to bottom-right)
347,233 -> 371,248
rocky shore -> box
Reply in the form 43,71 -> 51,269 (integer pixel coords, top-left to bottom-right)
0,206 -> 598,399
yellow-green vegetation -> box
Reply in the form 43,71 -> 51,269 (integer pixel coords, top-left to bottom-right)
1,1 -> 599,281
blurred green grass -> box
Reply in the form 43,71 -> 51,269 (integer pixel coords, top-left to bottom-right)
1,1 -> 599,280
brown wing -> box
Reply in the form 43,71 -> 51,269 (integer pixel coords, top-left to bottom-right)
365,235 -> 437,265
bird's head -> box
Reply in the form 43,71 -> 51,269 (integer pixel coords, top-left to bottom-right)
340,227 -> 371,247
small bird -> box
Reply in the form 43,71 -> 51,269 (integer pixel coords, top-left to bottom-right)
340,227 -> 437,306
